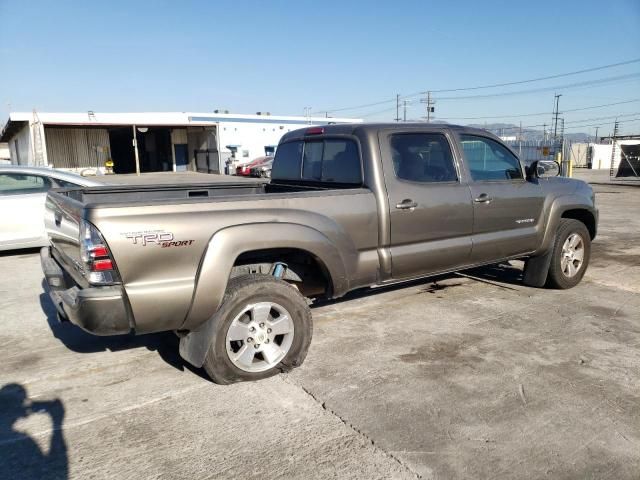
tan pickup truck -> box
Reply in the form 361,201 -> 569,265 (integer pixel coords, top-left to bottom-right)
41,123 -> 597,383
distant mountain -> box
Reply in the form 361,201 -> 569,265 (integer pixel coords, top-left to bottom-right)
466,122 -> 591,142
402,119 -> 592,142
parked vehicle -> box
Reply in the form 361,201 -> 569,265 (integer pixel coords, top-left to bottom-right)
0,166 -> 103,250
249,157 -> 273,178
41,123 -> 597,384
236,156 -> 273,176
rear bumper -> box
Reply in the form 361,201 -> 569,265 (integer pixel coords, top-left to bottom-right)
40,247 -> 132,335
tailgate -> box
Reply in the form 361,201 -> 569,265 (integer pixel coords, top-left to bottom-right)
44,190 -> 85,284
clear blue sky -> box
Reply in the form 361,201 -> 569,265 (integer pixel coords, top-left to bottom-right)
1,0 -> 639,135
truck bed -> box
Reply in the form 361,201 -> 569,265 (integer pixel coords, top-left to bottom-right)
62,180 -> 329,206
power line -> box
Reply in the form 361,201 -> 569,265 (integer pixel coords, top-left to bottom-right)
360,105 -> 399,118
564,117 -> 640,129
481,112 -> 638,132
315,58 -> 640,114
434,73 -> 640,101
560,112 -> 640,126
314,97 -> 397,115
440,111 -> 551,120
322,72 -> 640,113
437,98 -> 640,121
426,58 -> 640,93
563,98 -> 640,113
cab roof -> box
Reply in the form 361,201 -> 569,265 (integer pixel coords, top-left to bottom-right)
279,122 -> 499,143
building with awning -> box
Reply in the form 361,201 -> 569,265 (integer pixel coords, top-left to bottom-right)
0,111 -> 360,174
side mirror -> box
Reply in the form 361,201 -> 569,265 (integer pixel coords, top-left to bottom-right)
529,160 -> 560,179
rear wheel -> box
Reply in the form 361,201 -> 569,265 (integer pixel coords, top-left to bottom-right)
203,274 -> 312,384
546,219 -> 591,289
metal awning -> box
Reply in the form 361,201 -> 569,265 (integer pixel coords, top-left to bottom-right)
0,120 -> 28,143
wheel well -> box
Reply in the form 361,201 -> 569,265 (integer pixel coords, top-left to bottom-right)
562,209 -> 596,239
231,248 -> 332,298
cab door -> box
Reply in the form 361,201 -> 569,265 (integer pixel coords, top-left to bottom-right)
379,129 -> 474,279
455,133 -> 545,262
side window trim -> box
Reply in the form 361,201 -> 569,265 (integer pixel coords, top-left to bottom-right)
459,134 -> 525,183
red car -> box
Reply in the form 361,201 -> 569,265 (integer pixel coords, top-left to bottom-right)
235,156 -> 273,176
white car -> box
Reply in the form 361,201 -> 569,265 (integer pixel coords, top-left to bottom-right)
0,166 -> 104,251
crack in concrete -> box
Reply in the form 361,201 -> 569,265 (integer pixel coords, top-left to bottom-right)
281,375 -> 423,479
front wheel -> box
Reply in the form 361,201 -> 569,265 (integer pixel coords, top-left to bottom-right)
203,274 -> 312,384
546,219 -> 591,289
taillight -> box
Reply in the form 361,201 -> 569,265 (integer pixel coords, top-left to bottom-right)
79,220 -> 120,285
305,127 -> 324,135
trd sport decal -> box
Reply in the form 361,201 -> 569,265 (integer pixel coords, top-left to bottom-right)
122,230 -> 195,248
161,240 -> 195,248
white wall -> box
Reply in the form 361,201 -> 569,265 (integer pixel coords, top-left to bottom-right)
0,143 -> 10,161
587,141 -> 640,169
217,121 -> 303,168
568,143 -> 589,167
8,124 -> 32,165
589,144 -> 612,169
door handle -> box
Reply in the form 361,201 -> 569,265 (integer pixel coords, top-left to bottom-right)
396,199 -> 418,210
474,193 -> 493,204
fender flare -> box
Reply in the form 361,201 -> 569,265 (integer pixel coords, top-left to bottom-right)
180,222 -> 347,331
535,194 -> 597,256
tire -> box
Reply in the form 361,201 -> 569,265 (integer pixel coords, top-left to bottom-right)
545,219 -> 591,289
203,274 -> 312,384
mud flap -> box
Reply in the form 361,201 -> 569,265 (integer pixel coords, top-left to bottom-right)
179,318 -> 217,368
523,248 -> 553,288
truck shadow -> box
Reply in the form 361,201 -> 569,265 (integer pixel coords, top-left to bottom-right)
313,261 -> 525,308
39,281 -> 208,381
39,262 -> 524,377
464,261 -> 525,286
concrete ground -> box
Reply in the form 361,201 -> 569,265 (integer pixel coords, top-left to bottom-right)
1,179 -> 639,479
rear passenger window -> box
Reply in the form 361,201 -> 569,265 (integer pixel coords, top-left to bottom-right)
460,135 -> 523,181
303,140 -> 361,183
390,133 -> 457,183
273,139 -> 362,184
271,141 -> 303,180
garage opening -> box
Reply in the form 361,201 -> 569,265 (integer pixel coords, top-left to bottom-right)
108,127 -> 173,174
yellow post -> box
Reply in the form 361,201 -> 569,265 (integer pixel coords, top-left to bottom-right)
568,156 -> 573,177
556,151 -> 563,175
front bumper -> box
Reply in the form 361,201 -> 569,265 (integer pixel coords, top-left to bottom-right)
40,247 -> 132,335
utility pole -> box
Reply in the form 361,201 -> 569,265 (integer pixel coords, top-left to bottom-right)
395,94 -> 401,122
402,100 -> 409,122
420,91 -> 435,122
543,123 -> 546,142
552,94 -> 562,141
594,126 -> 599,143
